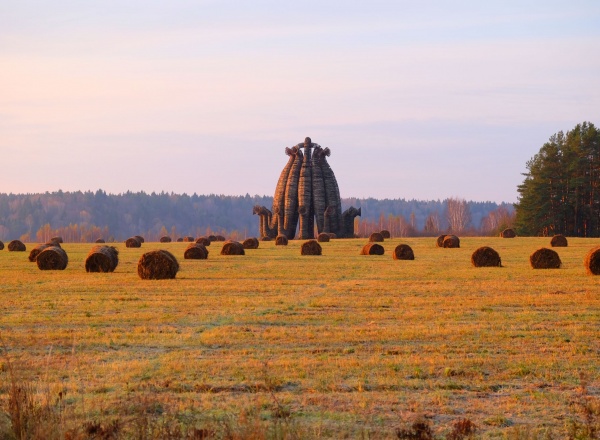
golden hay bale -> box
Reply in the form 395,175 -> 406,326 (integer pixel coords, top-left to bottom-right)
216,235 -> 226,242
160,236 -> 172,243
184,243 -> 208,259
208,235 -> 218,242
0,240 -> 4,250
550,234 -> 568,247
361,243 -> 384,255
8,240 -> 26,252
95,238 -> 105,243
29,244 -> 52,262
380,230 -> 391,239
392,244 -> 414,260
50,236 -> 63,244
275,235 -> 288,246
137,250 -> 179,280
183,236 -> 195,242
125,237 -> 141,248
369,232 -> 384,242
220,241 -> 245,255
530,248 -> 561,269
242,237 -> 259,249
471,246 -> 502,267
317,233 -> 330,243
328,233 -> 337,239
36,246 -> 68,270
85,245 -> 119,272
195,237 -> 211,246
261,236 -> 273,241
135,235 -> 145,243
442,235 -> 460,248
436,235 -> 447,247
301,240 -> 322,256
500,228 -> 516,238
176,238 -> 184,242
584,246 -> 600,275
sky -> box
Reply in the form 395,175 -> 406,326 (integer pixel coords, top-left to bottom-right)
1,1 -> 599,203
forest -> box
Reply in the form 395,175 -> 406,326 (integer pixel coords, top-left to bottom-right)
0,190 -> 513,242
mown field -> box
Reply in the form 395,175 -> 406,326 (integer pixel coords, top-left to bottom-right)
0,237 -> 599,439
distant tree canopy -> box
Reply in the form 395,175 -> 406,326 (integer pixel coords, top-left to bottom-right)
515,122 -> 600,237
0,190 -> 513,242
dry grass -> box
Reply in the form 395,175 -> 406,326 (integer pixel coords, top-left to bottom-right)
0,237 -> 599,438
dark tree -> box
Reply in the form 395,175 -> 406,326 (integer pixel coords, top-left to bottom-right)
515,122 -> 600,236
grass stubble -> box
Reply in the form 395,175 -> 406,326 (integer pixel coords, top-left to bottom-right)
0,237 -> 598,438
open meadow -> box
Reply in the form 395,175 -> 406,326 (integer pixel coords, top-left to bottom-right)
0,237 -> 599,439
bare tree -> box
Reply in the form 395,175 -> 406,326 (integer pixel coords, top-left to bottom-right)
423,212 -> 441,235
445,197 -> 472,234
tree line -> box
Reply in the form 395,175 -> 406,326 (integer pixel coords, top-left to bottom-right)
515,121 -> 600,236
0,190 -> 514,243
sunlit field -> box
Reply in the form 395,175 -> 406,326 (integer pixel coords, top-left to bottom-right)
1,237 -> 599,439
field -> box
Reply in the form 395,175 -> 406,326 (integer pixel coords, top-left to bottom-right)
0,237 -> 599,439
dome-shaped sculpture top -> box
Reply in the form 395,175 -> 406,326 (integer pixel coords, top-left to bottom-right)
253,138 -> 361,239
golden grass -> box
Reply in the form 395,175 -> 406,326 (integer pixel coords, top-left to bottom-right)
0,237 -> 599,438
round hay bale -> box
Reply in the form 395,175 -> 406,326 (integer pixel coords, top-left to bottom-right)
380,230 -> 391,239
85,245 -> 119,272
220,241 -> 245,255
442,235 -> 460,248
301,240 -> 322,256
328,233 -> 337,239
436,235 -> 448,247
125,237 -> 141,248
0,240 -> 3,250
95,238 -> 105,243
160,236 -> 172,243
317,233 -> 330,243
50,236 -> 63,244
261,236 -> 273,242
36,246 -> 68,270
208,235 -> 218,242
28,244 -> 51,262
275,235 -> 288,246
392,244 -> 414,260
361,243 -> 384,255
183,236 -> 195,242
500,228 -> 516,238
242,237 -> 259,249
195,237 -> 211,246
176,238 -> 184,242
369,232 -> 384,242
216,235 -> 226,242
135,235 -> 145,243
8,240 -> 26,252
471,246 -> 502,267
530,248 -> 561,269
137,250 -> 179,280
550,234 -> 568,247
184,243 -> 208,259
584,246 -> 600,275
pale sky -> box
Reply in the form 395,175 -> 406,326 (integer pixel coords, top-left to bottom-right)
1,1 -> 599,203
